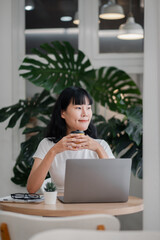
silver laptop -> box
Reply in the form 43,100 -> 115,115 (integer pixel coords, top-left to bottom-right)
58,158 -> 132,203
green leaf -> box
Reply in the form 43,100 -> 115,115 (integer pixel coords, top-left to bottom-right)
6,110 -> 24,129
125,106 -> 142,145
0,102 -> 24,122
94,112 -> 142,178
11,129 -> 46,186
0,89 -> 55,130
91,67 -> 142,113
19,41 -> 94,92
19,111 -> 32,128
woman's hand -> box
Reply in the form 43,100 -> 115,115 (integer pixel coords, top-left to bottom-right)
68,134 -> 109,158
51,134 -> 109,158
51,134 -> 85,154
70,134 -> 98,151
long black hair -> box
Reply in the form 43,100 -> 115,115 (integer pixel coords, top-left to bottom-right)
46,86 -> 97,142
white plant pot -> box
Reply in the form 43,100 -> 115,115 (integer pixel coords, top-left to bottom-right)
44,191 -> 57,204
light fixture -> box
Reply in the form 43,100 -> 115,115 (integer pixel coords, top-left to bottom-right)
73,12 -> 79,25
99,0 -> 125,20
25,0 -> 35,11
60,16 -> 72,22
117,0 -> 144,40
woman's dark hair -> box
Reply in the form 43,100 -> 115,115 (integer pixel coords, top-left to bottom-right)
46,86 -> 97,142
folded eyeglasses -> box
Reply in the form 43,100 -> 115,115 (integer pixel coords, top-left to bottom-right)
11,193 -> 40,200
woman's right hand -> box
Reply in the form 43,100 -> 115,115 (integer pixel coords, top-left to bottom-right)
52,134 -> 82,154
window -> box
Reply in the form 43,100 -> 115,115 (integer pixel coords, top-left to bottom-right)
98,0 -> 144,53
25,0 -> 79,54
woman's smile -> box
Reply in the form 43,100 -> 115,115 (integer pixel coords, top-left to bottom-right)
78,119 -> 89,122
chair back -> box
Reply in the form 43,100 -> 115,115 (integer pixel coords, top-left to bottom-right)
29,229 -> 160,240
0,210 -> 120,240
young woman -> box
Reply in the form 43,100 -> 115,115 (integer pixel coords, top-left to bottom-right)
27,86 -> 114,193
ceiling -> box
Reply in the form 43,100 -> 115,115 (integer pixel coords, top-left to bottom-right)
25,0 -> 144,30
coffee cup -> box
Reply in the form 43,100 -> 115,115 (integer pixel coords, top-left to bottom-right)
71,130 -> 84,147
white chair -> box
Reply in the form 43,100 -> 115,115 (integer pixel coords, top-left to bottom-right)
0,210 -> 120,240
29,229 -> 160,240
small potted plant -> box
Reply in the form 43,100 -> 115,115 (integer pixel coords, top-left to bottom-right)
44,182 -> 57,204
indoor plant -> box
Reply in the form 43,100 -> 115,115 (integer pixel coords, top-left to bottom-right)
44,182 -> 57,204
0,41 -> 143,185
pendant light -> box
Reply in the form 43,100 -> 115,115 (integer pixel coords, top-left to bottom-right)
117,0 -> 143,40
73,12 -> 79,25
25,0 -> 35,11
99,0 -> 125,20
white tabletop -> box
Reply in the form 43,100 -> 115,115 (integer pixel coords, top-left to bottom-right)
0,196 -> 143,217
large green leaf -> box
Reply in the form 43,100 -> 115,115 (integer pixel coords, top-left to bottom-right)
0,90 -> 55,129
11,125 -> 47,186
125,106 -> 143,146
19,41 -> 95,93
91,67 -> 142,113
93,112 -> 142,179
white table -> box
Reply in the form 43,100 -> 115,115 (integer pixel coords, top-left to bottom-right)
0,196 -> 143,217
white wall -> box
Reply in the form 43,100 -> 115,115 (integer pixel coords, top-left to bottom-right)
143,0 -> 160,230
0,0 -> 26,196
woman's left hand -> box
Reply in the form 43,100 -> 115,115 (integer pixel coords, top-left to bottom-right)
71,134 -> 99,151
74,134 -> 99,151
71,134 -> 109,158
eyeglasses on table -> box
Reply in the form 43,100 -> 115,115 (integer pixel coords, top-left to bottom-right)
11,193 -> 40,200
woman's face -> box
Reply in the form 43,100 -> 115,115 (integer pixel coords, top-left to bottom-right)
61,97 -> 92,134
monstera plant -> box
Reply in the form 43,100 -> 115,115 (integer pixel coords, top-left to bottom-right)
0,41 -> 142,186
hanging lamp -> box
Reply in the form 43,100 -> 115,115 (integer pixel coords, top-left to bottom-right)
25,0 -> 35,11
117,0 -> 144,40
73,12 -> 79,25
99,0 -> 125,20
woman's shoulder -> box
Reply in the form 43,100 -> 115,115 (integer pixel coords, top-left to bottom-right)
95,139 -> 115,158
95,139 -> 108,145
39,138 -> 55,147
95,138 -> 112,149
